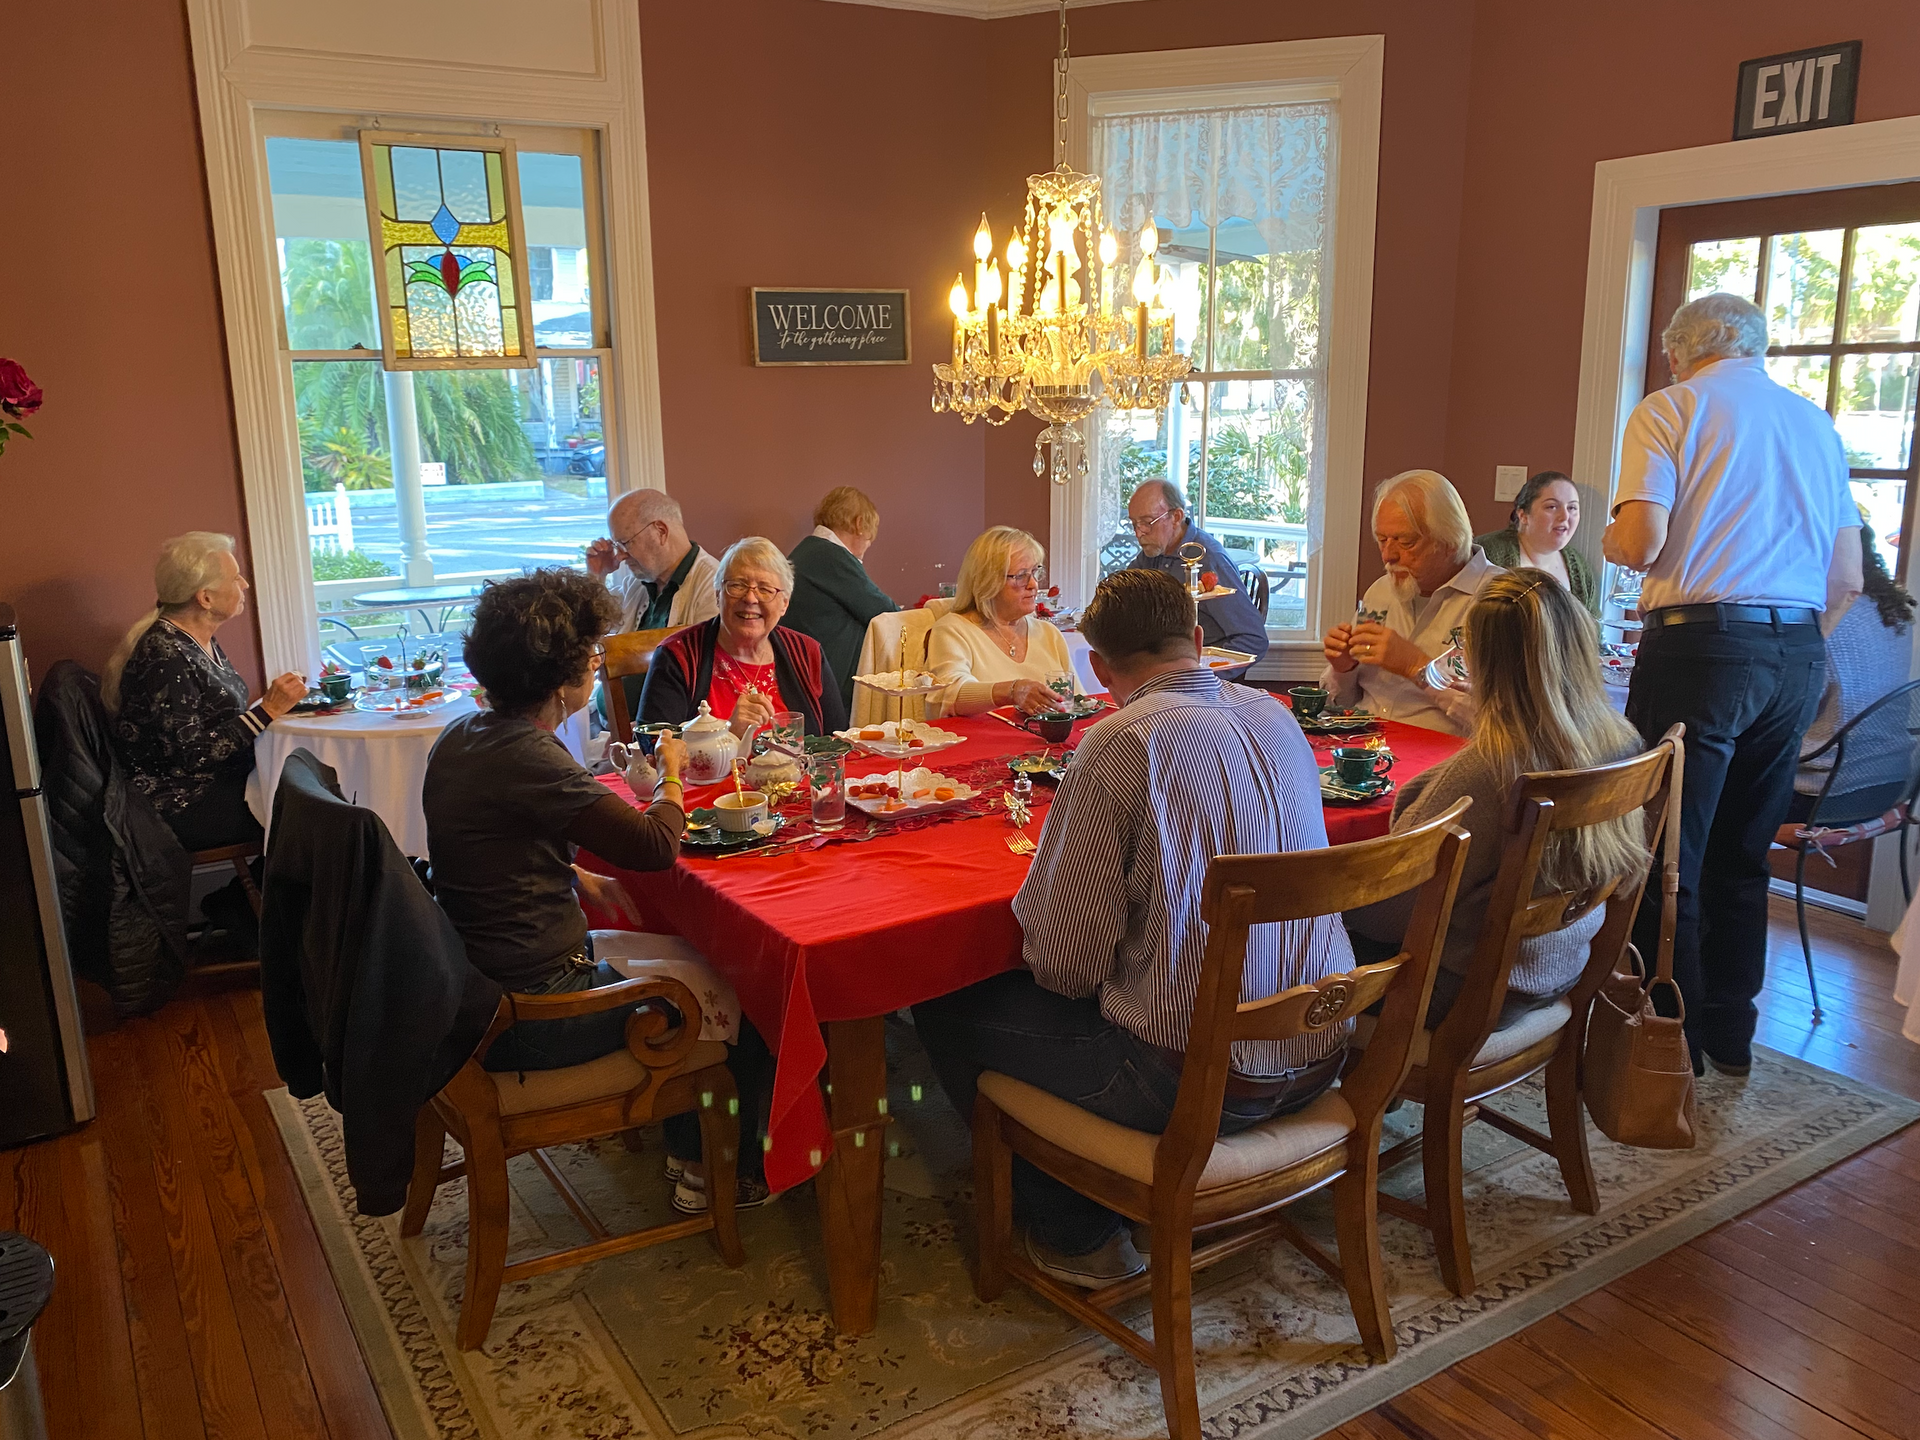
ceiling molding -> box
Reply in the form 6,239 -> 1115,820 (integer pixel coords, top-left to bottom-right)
816,0 -> 1144,19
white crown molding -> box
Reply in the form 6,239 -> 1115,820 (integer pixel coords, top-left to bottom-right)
1570,113 -> 1920,576
817,0 -> 1142,18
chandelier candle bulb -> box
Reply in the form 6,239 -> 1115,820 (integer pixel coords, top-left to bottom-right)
1135,302 -> 1149,361
987,305 -> 1000,360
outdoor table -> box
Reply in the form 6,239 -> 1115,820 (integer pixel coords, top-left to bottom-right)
349,582 -> 484,633
246,696 -> 589,856
576,705 -> 1464,1332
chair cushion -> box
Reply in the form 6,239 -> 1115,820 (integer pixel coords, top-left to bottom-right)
976,1072 -> 1355,1191
489,1039 -> 729,1116
1353,995 -> 1573,1069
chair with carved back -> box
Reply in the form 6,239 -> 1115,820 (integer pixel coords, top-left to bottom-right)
970,800 -> 1471,1440
601,626 -> 685,745
1372,725 -> 1682,1297
400,974 -> 745,1350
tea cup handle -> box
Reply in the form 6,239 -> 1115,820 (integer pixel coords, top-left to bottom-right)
1373,749 -> 1396,776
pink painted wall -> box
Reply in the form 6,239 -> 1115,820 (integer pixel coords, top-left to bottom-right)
0,1 -> 260,688
9,0 -> 1920,682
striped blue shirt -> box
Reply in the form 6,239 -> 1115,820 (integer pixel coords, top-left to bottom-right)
1013,666 -> 1355,1074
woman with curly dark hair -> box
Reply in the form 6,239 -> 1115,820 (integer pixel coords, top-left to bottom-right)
425,568 -> 775,1210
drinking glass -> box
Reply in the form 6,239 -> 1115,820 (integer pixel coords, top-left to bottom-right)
1045,670 -> 1076,706
808,752 -> 846,831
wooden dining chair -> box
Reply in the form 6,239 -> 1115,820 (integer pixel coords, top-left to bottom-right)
184,840 -> 264,979
400,973 -> 746,1350
971,800 -> 1471,1440
1373,725 -> 1682,1297
601,625 -> 685,745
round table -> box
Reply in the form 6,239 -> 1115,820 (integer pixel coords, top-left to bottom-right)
246,698 -> 591,857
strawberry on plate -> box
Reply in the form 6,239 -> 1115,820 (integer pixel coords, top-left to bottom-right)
1201,570 -> 1219,590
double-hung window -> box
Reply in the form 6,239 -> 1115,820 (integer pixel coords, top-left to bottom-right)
1086,91 -> 1336,641
261,114 -> 618,658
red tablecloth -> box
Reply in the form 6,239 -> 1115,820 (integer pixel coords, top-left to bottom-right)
576,706 -> 1463,1190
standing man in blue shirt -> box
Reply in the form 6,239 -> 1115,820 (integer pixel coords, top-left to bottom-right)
1606,293 -> 1863,1078
1125,481 -> 1270,674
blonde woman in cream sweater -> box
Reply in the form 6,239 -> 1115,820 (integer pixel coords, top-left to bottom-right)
928,527 -> 1077,718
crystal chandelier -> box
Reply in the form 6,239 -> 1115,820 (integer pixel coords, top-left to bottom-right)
930,0 -> 1193,485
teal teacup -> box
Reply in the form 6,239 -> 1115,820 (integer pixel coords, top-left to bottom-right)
1288,685 -> 1330,720
1331,745 -> 1393,787
319,673 -> 351,703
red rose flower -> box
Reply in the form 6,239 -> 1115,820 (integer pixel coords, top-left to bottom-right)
0,359 -> 43,418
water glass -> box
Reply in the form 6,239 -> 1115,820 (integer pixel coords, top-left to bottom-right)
1045,669 -> 1076,706
765,709 -> 805,755
808,753 -> 846,831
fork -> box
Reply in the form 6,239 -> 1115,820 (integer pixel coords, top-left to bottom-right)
1005,832 -> 1036,856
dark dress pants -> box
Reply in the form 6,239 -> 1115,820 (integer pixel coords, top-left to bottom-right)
1626,618 -> 1826,1062
166,769 -> 264,852
913,971 -> 1341,1256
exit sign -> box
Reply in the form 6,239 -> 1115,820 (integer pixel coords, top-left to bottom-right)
1733,42 -> 1860,141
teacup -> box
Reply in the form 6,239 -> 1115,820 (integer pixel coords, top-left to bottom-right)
319,673 -> 352,703
1020,713 -> 1076,744
1288,685 -> 1330,720
714,790 -> 769,833
1331,745 -> 1393,787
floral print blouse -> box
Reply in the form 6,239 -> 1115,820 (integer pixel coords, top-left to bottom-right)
115,618 -> 272,817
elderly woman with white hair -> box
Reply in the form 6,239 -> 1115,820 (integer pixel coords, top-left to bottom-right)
639,536 -> 848,737
104,532 -> 308,850
927,526 -> 1077,717
1320,470 -> 1504,735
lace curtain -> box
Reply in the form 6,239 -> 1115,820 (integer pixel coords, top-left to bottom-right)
1091,102 -> 1336,598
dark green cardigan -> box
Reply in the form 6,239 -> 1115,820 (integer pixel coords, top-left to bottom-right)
783,534 -> 900,698
1473,528 -> 1603,618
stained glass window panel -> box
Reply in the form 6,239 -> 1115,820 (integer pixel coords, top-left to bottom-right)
361,134 -> 532,367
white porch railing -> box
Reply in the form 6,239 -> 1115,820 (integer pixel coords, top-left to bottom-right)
306,483 -> 354,555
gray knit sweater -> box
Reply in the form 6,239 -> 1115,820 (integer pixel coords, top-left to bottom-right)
1344,742 -> 1604,997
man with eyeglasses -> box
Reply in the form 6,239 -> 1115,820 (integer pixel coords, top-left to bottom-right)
584,489 -> 721,636
1123,480 -> 1269,675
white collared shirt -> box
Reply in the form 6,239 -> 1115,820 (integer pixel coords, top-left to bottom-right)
811,524 -> 850,551
1321,547 -> 1505,736
1612,356 -> 1856,612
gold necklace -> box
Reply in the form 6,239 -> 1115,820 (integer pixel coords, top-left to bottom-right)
979,612 -> 1022,657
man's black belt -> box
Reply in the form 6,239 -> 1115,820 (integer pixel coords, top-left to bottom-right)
1642,603 -> 1818,630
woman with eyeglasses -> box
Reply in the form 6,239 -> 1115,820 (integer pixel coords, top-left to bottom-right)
927,527 -> 1077,717
640,536 -> 849,738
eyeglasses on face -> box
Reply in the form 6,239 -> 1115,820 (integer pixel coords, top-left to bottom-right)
1006,565 -> 1047,586
1128,508 -> 1175,534
613,520 -> 666,554
723,580 -> 786,600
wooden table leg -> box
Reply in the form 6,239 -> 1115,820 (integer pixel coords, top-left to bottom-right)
814,1016 -> 892,1333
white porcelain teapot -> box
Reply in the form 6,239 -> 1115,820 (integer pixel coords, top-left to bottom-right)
679,702 -> 742,784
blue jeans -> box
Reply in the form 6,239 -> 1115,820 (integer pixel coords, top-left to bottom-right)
913,971 -> 1341,1256
1627,618 -> 1826,1060
482,956 -> 769,1178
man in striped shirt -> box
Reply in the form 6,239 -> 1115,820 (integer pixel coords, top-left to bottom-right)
914,570 -> 1354,1287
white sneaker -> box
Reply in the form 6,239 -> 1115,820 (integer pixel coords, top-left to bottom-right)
1025,1230 -> 1147,1288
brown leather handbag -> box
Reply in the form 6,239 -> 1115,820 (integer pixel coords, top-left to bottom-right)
1584,737 -> 1696,1149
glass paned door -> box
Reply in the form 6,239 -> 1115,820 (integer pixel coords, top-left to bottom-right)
1663,196 -> 1920,580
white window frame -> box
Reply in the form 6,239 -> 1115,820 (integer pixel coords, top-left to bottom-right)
184,0 -> 665,677
1062,36 -> 1384,681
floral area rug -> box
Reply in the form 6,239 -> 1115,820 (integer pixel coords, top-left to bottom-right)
269,1021 -> 1916,1440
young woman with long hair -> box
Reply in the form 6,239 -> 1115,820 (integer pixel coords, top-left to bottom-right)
1346,567 -> 1651,1025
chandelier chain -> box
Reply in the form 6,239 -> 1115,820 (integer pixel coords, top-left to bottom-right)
1054,0 -> 1070,165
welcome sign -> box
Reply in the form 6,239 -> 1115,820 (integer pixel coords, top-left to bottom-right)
751,288 -> 911,366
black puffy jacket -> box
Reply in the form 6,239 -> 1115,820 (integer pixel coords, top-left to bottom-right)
34,661 -> 191,1016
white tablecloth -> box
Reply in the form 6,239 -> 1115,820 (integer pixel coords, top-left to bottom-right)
1062,631 -> 1102,694
246,699 -> 588,858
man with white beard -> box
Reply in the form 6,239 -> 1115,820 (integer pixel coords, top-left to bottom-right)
1319,470 -> 1504,735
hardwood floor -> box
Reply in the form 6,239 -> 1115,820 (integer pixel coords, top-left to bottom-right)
7,896 -> 1916,1440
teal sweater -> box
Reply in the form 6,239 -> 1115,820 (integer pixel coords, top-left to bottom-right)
783,534 -> 900,698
